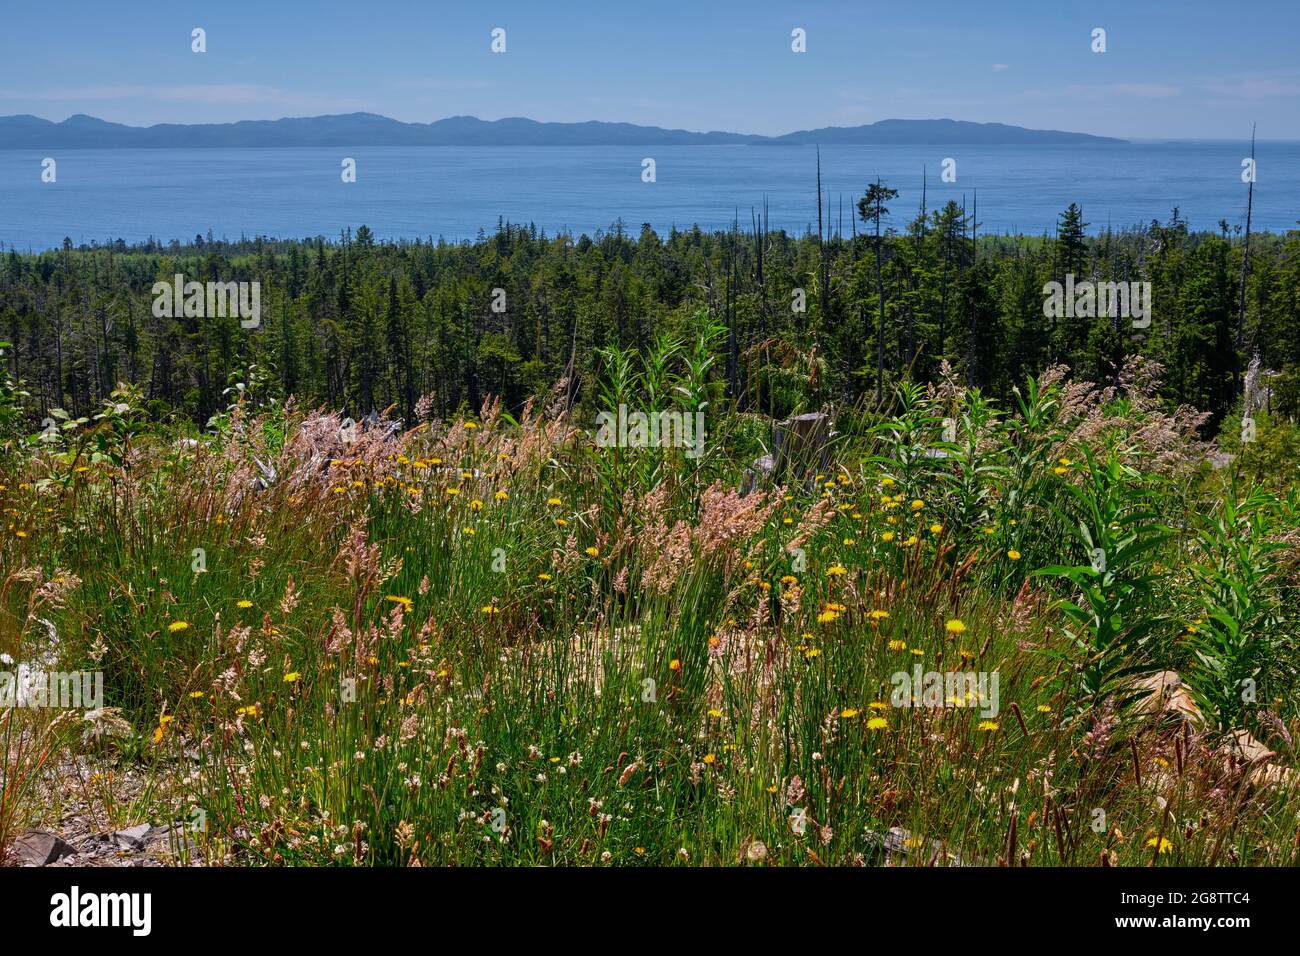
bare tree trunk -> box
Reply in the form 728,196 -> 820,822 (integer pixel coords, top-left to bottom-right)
1236,124 -> 1256,392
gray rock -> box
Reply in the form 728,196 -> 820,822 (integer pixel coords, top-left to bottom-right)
13,829 -> 76,866
112,823 -> 153,850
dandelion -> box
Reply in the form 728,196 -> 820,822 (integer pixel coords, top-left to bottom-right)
780,574 -> 797,586
888,639 -> 907,652
236,600 -> 253,609
469,499 -> 484,511
702,753 -> 716,765
445,487 -> 461,497
1036,704 -> 1052,713
585,546 -> 600,558
978,720 -> 999,732
495,490 -> 509,501
385,595 -> 413,611
805,648 -> 822,659
827,564 -> 848,577
708,708 -> 723,718
1146,836 -> 1173,854
481,605 -> 499,615
880,531 -> 895,543
929,523 -> 943,534
1006,549 -> 1021,560
669,659 -> 681,671
870,609 -> 890,620
283,672 -> 301,683
167,620 -> 190,633
546,497 -> 562,507
537,572 -> 552,582
840,708 -> 860,719
866,716 -> 888,731
189,691 -> 205,699
945,619 -> 967,635
816,609 -> 839,624
910,499 -> 924,510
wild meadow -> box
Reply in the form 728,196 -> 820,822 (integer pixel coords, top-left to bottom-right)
3,324 -> 1299,867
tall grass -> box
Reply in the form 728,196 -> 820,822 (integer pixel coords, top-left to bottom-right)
2,357 -> 1298,866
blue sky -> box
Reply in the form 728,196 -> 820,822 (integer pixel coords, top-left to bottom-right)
1,0 -> 1296,139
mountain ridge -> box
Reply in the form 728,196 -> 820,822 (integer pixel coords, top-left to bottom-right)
0,112 -> 1129,148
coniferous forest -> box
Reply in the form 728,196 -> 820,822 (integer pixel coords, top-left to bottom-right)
5,203 -> 1299,440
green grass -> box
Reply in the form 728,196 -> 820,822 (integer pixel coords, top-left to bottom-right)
3,362 -> 1299,866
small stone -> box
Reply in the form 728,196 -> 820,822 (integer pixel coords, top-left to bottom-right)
112,823 -> 153,850
13,830 -> 76,866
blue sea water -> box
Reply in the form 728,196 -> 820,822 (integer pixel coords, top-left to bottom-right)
0,141 -> 1296,251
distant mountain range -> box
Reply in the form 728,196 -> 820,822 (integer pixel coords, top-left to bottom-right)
0,113 -> 1128,148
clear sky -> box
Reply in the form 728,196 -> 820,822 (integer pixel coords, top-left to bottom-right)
1,0 -> 1296,139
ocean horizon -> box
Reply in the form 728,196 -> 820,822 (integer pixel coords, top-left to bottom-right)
2,140 -> 1294,250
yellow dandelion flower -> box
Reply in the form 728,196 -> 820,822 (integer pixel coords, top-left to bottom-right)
866,716 -> 888,730
827,565 -> 848,576
283,672 -> 301,683
1007,549 -> 1021,560
841,708 -> 860,719
1146,837 -> 1173,854
167,620 -> 190,633
945,619 -> 967,635
585,546 -> 600,557
888,639 -> 907,652
978,720 -> 999,731
702,753 -> 716,765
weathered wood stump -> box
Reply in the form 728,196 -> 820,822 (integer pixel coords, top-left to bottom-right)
741,411 -> 833,494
